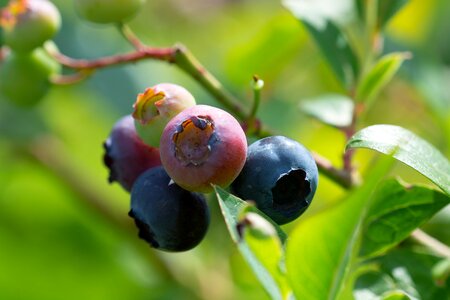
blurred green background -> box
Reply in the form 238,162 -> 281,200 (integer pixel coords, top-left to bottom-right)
0,0 -> 449,299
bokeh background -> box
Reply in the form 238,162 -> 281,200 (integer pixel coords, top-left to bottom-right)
0,0 -> 449,299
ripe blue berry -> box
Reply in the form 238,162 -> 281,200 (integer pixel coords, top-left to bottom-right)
129,166 -> 210,252
159,105 -> 247,193
103,115 -> 161,192
232,136 -> 318,225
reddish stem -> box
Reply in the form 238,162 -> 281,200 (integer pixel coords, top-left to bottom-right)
50,46 -> 176,70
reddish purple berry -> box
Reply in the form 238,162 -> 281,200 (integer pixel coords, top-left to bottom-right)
159,105 -> 247,193
103,115 -> 161,191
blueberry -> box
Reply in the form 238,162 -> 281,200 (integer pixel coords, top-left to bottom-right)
0,48 -> 60,106
159,105 -> 247,193
132,83 -> 196,147
129,166 -> 210,252
2,0 -> 61,53
103,115 -> 161,192
74,0 -> 145,24
232,136 -> 318,225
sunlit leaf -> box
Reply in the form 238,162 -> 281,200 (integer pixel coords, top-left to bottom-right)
347,125 -> 450,195
215,186 -> 290,300
360,179 -> 450,258
355,0 -> 410,28
283,0 -> 359,89
286,157 -> 393,300
377,0 -> 410,28
300,94 -> 354,128
356,52 -> 410,104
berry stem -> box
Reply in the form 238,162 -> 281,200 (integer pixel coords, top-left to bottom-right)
50,69 -> 94,85
117,23 -> 146,50
313,152 -> 355,189
249,75 -> 264,120
172,45 -> 247,120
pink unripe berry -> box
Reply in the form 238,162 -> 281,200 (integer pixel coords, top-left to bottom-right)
159,105 -> 247,193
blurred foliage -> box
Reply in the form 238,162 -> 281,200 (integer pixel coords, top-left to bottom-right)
0,0 -> 449,299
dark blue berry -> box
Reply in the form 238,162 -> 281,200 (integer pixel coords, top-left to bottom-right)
129,166 -> 210,252
232,136 -> 318,225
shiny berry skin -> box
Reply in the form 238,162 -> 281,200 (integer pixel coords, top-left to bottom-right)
129,166 -> 210,252
159,105 -> 247,193
74,0 -> 145,24
0,48 -> 60,106
133,83 -> 196,147
1,0 -> 61,53
103,115 -> 161,192
232,136 -> 318,225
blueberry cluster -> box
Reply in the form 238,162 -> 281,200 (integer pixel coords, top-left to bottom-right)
103,83 -> 319,252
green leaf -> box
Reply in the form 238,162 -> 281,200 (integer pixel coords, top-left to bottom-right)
354,250 -> 450,299
360,179 -> 450,258
300,94 -> 354,128
283,0 -> 359,89
354,271 -> 403,300
355,0 -> 410,29
347,125 -> 450,195
377,0 -> 410,28
286,156 -> 394,300
381,291 -> 412,300
214,186 -> 290,300
356,52 -> 410,104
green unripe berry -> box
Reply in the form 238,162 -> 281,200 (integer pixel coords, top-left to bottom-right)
0,48 -> 60,106
74,0 -> 145,24
133,83 -> 196,147
1,0 -> 61,53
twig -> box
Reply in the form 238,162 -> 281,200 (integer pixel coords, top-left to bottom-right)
411,229 -> 450,258
46,44 -> 176,69
45,40 -> 355,188
50,69 -> 95,85
313,152 -> 355,189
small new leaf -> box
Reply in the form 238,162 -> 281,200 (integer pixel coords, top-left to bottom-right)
356,52 -> 411,104
300,94 -> 354,128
